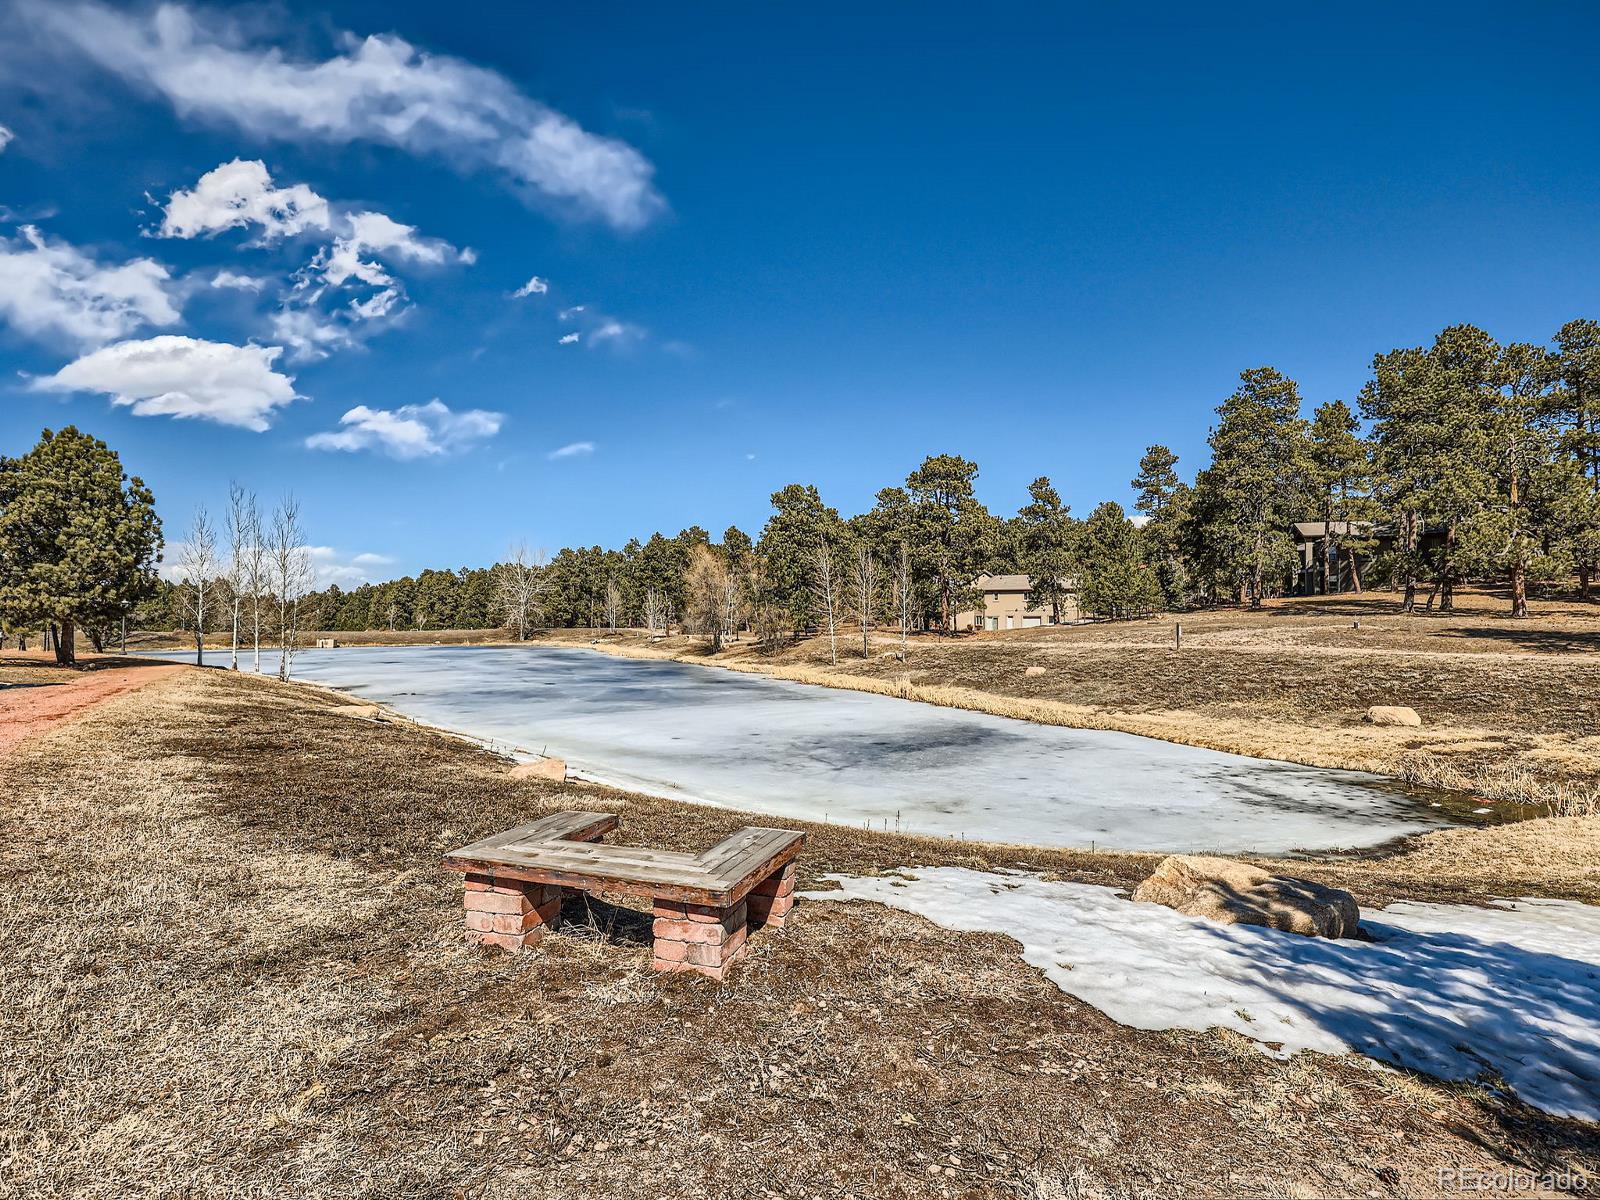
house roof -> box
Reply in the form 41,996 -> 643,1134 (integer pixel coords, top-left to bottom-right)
1289,520 -> 1373,541
975,573 -> 1039,591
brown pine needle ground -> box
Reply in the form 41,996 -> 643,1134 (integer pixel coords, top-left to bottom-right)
2,666 -> 1596,1198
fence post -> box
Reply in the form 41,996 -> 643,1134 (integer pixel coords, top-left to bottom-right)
1174,622 -> 1182,651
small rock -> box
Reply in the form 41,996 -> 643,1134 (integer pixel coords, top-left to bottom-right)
510,757 -> 567,782
1024,665 -> 1047,677
1365,705 -> 1421,727
1132,854 -> 1360,939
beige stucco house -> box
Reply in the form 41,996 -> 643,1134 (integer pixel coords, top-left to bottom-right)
955,574 -> 1079,631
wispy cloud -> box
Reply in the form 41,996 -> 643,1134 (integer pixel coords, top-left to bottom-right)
557,332 -> 580,345
33,335 -> 300,430
0,124 -> 14,153
0,224 -> 179,348
557,302 -> 647,351
546,440 -> 595,460
158,160 -> 472,362
306,546 -> 396,586
306,398 -> 504,459
210,269 -> 266,291
512,275 -> 548,298
30,2 -> 665,229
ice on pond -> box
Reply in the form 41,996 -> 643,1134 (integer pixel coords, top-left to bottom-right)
231,644 -> 1448,855
804,868 -> 1600,1121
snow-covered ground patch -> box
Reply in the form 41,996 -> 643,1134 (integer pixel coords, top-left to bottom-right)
803,868 -> 1600,1121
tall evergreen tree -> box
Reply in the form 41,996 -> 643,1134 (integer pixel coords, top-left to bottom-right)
1305,400 -> 1376,593
0,427 -> 162,665
1077,502 -> 1161,619
1131,445 -> 1191,606
1552,319 -> 1600,597
1015,476 -> 1077,623
756,484 -> 843,631
1190,368 -> 1307,606
904,454 -> 1000,630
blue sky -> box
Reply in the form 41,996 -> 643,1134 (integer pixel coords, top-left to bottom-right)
2,2 -> 1598,585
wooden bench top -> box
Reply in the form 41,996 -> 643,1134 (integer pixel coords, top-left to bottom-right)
442,810 -> 804,907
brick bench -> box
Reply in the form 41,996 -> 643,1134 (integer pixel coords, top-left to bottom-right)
441,811 -> 804,980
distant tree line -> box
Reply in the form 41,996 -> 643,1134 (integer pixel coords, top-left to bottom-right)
267,319 -> 1593,640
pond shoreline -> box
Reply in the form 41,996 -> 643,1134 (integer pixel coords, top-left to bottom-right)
150,642 -> 1468,857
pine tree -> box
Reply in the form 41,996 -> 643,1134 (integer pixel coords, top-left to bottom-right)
1305,401 -> 1376,593
756,484 -> 844,632
0,427 -> 162,665
1015,476 -> 1077,623
1077,502 -> 1161,619
1190,368 -> 1308,606
1131,445 -> 1192,606
904,454 -> 1001,631
1552,319 -> 1600,597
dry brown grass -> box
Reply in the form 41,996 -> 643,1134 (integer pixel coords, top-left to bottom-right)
533,590 -> 1600,813
1,669 -> 1597,1198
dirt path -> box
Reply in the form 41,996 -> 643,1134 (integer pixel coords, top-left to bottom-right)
0,663 -> 185,755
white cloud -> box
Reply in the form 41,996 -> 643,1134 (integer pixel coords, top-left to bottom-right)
555,302 -> 646,350
162,542 -> 394,586
0,224 -> 180,347
269,306 -> 354,360
512,275 -> 548,298
557,332 -> 579,345
159,157 -> 331,240
546,440 -> 594,460
35,3 -> 664,229
588,317 -> 645,348
211,269 -> 265,291
306,399 -> 503,459
0,125 -> 13,153
33,335 -> 299,430
314,209 -> 469,287
306,546 -> 396,586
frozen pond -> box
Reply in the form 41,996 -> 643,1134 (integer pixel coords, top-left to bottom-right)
202,645 -> 1453,855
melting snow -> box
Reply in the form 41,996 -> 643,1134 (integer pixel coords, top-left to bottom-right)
804,868 -> 1600,1121
230,645 -> 1449,855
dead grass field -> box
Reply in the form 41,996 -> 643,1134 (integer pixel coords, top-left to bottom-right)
2,668 -> 1597,1198
529,590 -> 1600,816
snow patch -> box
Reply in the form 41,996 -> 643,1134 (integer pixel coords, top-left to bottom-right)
803,868 -> 1600,1122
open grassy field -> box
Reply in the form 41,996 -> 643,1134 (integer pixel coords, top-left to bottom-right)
2,666 -> 1597,1197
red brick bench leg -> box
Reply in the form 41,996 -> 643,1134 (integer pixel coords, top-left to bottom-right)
462,874 -> 565,951
746,862 -> 796,930
651,898 -> 747,980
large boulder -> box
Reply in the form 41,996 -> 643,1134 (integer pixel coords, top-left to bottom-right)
1365,705 -> 1422,727
510,757 -> 567,782
1132,854 -> 1360,939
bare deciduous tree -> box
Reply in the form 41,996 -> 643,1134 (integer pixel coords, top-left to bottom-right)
811,539 -> 841,667
240,493 -> 267,673
178,507 -> 219,667
269,495 -> 313,682
603,575 -> 622,632
894,541 -> 914,662
224,482 -> 257,672
643,588 -> 667,638
851,541 -> 878,658
496,542 -> 546,640
686,544 -> 744,652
